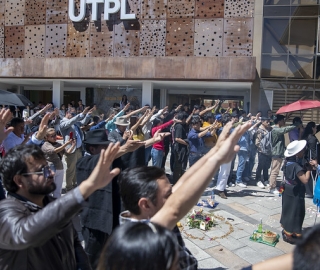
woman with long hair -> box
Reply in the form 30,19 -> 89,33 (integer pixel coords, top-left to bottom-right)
280,140 -> 312,244
97,222 -> 179,270
302,121 -> 318,160
120,94 -> 128,110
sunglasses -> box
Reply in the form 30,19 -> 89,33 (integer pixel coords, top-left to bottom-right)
21,164 -> 56,178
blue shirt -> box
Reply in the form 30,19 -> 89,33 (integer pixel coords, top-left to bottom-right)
187,128 -> 211,154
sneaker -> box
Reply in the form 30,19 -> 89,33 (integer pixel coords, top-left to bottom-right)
236,182 -> 247,188
264,181 -> 270,187
225,184 -> 229,188
231,183 -> 235,187
243,177 -> 250,182
269,188 -> 279,195
257,181 -> 265,189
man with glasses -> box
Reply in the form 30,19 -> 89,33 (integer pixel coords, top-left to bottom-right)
60,106 -> 93,191
0,142 -> 121,270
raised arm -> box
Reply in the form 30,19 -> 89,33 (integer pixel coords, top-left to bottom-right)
152,121 -> 252,230
199,100 -> 220,116
130,111 -> 148,133
124,106 -> 149,119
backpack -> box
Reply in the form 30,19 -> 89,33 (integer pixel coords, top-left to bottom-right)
259,130 -> 272,156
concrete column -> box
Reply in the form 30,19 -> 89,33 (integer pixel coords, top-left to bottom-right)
160,89 -> 167,108
17,86 -> 24,95
80,88 -> 86,104
52,80 -> 64,108
142,81 -> 153,106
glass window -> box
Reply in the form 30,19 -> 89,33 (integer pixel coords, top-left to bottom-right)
261,55 -> 288,77
264,6 -> 291,16
288,18 -> 317,54
264,0 -> 290,5
287,55 -> 315,78
291,6 -> 319,16
291,0 -> 318,5
262,18 -> 290,54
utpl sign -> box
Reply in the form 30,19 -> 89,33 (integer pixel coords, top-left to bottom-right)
69,0 -> 136,22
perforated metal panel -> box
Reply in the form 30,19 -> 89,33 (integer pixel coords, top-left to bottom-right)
0,0 -> 5,26
46,0 -> 68,24
89,19 -> 114,57
223,18 -> 253,56
194,18 -> 223,57
166,18 -> 194,56
114,20 -> 140,57
195,0 -> 224,18
45,24 -> 67,57
5,26 -> 24,57
139,19 -> 166,56
0,26 -> 4,57
25,0 -> 46,25
5,0 -> 25,26
67,22 -> 90,57
167,0 -> 194,19
224,0 -> 254,18
141,0 -> 167,19
25,25 -> 45,58
126,0 -> 141,19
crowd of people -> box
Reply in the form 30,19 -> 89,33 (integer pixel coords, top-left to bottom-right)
0,97 -> 319,270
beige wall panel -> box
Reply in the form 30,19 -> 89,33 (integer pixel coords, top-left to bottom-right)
167,0 -> 195,19
194,18 -> 223,57
154,57 -> 185,78
224,0 -> 254,18
44,58 -> 69,77
100,57 -> 126,77
23,58 -> 45,76
0,0 -> 5,26
195,0 -> 224,18
185,57 -> 220,78
223,18 -> 253,56
89,19 -> 114,57
66,22 -> 90,57
5,0 -> 25,26
125,57 -> 155,78
5,25 -> 24,57
219,57 -> 256,80
46,0 -> 68,24
25,0 -> 46,25
166,18 -> 194,56
141,0 -> 167,19
45,24 -> 67,57
139,19 -> 166,56
25,25 -> 45,58
114,20 -> 140,56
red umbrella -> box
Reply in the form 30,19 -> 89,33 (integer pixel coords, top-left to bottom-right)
276,100 -> 320,114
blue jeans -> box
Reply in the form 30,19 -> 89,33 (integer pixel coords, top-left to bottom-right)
151,148 -> 164,168
189,153 -> 202,167
236,150 -> 248,183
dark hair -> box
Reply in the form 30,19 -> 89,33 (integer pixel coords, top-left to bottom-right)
232,108 -> 240,114
97,222 -> 178,270
9,117 -> 24,127
193,105 -> 200,110
274,114 -> 285,124
191,116 -> 201,125
292,117 -> 302,125
113,103 -> 120,108
203,112 -> 213,122
302,122 -> 316,140
176,112 -> 187,121
152,117 -> 162,129
93,116 -> 100,124
293,224 -> 320,270
221,113 -> 231,125
0,144 -> 45,192
118,166 -> 165,215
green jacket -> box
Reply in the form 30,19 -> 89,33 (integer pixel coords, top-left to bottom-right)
271,125 -> 296,158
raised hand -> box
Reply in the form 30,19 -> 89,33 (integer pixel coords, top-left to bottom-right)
123,103 -> 131,111
35,113 -> 51,141
82,106 -> 91,115
0,108 -> 13,143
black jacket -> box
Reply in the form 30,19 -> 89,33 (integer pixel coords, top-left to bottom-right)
0,190 -> 91,270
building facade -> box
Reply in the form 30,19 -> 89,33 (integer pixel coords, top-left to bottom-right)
1,0 -> 318,119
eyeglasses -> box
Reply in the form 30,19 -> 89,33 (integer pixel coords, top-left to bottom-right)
21,164 -> 56,178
